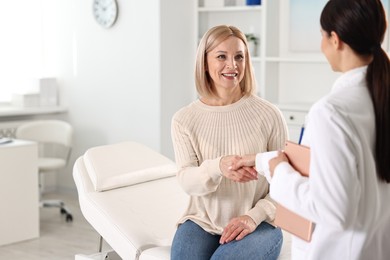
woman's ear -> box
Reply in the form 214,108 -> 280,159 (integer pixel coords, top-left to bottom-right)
330,31 -> 343,50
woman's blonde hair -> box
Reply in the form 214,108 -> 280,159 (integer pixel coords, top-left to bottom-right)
195,25 -> 257,98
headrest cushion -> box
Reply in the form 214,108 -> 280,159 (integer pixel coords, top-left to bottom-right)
84,142 -> 177,192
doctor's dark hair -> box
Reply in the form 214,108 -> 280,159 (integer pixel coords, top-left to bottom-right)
320,0 -> 390,182
195,25 -> 256,98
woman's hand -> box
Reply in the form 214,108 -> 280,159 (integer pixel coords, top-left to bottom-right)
269,151 -> 289,177
220,215 -> 257,244
220,155 -> 258,182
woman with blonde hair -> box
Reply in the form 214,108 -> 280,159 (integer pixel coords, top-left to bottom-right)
170,25 -> 288,259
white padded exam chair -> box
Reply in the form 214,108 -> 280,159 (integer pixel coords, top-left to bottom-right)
73,141 -> 291,260
73,141 -> 188,260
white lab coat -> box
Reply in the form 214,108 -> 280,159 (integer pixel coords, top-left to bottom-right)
270,66 -> 390,260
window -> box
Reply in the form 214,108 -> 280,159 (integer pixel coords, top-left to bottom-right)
0,1 -> 44,103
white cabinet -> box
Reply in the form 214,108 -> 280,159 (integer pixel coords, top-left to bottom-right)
0,139 -> 39,246
279,104 -> 307,143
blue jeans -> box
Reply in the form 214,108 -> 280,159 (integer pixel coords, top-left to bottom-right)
171,220 -> 283,260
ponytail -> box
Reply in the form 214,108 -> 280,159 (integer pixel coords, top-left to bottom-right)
366,48 -> 390,182
321,0 -> 390,183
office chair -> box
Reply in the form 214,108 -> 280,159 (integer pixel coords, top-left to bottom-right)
16,120 -> 74,222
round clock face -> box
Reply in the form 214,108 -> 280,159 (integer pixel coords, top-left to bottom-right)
93,0 -> 118,28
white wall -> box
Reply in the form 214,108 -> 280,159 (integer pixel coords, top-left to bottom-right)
160,0 -> 197,157
39,0 -> 195,192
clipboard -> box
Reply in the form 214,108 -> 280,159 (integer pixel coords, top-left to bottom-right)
274,140 -> 314,242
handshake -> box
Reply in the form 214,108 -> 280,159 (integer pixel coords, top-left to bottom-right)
220,151 -> 288,183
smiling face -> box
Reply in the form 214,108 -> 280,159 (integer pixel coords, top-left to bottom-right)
206,36 -> 246,95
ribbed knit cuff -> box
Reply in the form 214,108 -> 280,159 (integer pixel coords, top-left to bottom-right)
246,209 -> 266,226
207,156 -> 224,183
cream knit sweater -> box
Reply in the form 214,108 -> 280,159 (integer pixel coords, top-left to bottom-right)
171,94 -> 288,234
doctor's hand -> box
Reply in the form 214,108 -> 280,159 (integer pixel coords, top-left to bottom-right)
230,154 -> 256,170
269,151 -> 289,177
220,155 -> 258,182
220,215 -> 257,244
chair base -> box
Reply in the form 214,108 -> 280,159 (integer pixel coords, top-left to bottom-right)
40,199 -> 73,222
75,250 -> 121,260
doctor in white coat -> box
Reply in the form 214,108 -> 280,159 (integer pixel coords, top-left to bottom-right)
233,0 -> 390,259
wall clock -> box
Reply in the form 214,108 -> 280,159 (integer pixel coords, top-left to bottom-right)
92,0 -> 118,28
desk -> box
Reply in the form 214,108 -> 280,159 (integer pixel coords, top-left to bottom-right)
0,139 -> 39,246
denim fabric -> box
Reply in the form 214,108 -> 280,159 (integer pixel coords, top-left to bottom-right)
171,220 -> 283,260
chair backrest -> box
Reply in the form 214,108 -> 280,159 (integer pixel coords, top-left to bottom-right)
16,120 -> 73,162
16,120 -> 73,147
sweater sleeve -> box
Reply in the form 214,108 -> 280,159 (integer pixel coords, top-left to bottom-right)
246,193 -> 277,225
267,106 -> 289,151
171,115 -> 223,196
